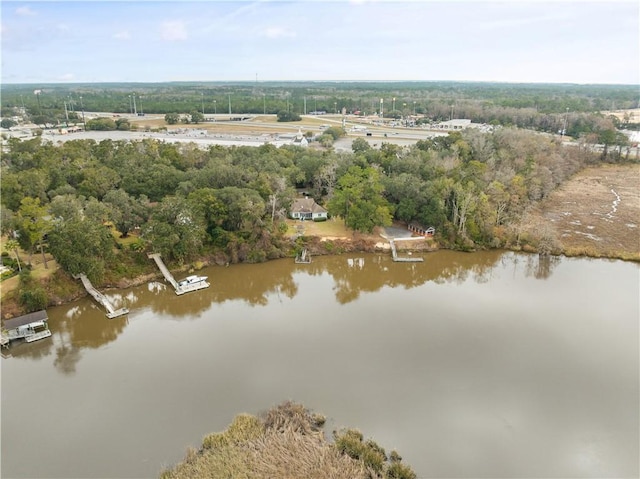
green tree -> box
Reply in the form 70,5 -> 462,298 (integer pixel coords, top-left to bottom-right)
103,189 -> 147,237
1,118 -> 17,129
18,270 -> 48,312
190,111 -> 205,124
15,197 -> 52,268
48,217 -> 115,283
3,238 -> 22,272
351,137 -> 371,154
115,118 -> 130,130
277,110 -> 301,122
141,196 -> 205,262
187,188 -> 228,239
165,113 -> 180,125
328,165 -> 392,233
86,117 -> 117,130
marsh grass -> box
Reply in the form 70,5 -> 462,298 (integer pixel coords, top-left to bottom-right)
160,401 -> 416,479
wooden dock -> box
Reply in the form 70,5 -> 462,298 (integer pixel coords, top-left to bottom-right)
74,274 -> 129,318
148,253 -> 210,295
295,248 -> 312,264
25,330 -> 52,342
390,238 -> 424,263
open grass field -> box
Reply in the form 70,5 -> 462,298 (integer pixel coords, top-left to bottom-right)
285,218 -> 353,239
131,114 -> 343,136
530,164 -> 640,260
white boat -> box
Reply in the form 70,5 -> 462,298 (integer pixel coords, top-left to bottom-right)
177,275 -> 208,287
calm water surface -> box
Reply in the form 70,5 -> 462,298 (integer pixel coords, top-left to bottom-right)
2,251 -> 638,478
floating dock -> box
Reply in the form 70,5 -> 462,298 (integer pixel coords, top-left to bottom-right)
390,238 -> 424,263
74,274 -> 129,318
148,253 -> 210,295
295,248 -> 312,264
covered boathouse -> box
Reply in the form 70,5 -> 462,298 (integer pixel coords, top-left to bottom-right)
1,310 -> 52,347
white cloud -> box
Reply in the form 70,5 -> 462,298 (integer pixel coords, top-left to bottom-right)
160,21 -> 187,41
263,27 -> 296,39
16,6 -> 37,16
114,30 -> 131,40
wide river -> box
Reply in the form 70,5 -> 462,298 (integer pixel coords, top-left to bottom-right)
2,251 -> 638,478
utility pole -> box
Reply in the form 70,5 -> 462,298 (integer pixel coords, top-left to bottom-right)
79,96 -> 86,130
304,96 -> 307,115
228,94 -> 231,115
64,101 -> 69,125
380,98 -> 383,119
561,107 -> 569,141
263,94 -> 266,115
133,94 -> 137,115
201,92 -> 205,115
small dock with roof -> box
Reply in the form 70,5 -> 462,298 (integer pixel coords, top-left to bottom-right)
1,310 -> 52,347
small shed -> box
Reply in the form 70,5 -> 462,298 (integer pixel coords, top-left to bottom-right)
2,310 -> 51,345
408,223 -> 435,237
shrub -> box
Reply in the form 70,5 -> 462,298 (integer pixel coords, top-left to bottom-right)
262,401 -> 322,435
313,217 -> 327,222
277,110 -> 301,122
19,283 -> 48,311
202,413 -> 263,450
334,429 -> 386,474
386,461 -> 417,479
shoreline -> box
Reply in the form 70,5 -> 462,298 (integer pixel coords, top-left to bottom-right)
1,234 -> 637,321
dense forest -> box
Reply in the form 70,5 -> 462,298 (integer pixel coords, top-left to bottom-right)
2,115 -> 635,313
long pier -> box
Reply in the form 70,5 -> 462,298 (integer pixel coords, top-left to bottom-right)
390,238 -> 424,262
148,253 -> 179,289
148,253 -> 210,295
75,274 -> 129,318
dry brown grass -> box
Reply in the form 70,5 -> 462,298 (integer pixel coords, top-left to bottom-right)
528,164 -> 640,261
160,402 -> 374,479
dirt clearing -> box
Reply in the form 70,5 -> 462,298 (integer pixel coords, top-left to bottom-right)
531,164 -> 640,260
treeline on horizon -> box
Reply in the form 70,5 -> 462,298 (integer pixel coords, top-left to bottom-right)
2,120 -> 636,313
2,81 -> 639,134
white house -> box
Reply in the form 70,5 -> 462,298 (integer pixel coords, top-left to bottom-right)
291,128 -> 309,147
290,197 -> 328,220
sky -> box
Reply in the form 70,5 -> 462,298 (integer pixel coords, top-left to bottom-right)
1,0 -> 638,85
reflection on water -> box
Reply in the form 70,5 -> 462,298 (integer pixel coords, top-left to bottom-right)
2,251 -> 637,479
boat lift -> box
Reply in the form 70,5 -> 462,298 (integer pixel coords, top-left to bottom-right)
148,253 -> 210,295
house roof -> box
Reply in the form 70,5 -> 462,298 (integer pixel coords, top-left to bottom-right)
291,197 -> 327,214
3,310 -> 48,330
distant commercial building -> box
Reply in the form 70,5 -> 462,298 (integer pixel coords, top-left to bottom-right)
433,119 -> 472,130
